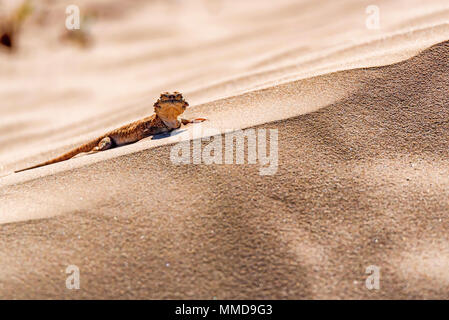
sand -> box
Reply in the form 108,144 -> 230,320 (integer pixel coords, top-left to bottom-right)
0,0 -> 448,299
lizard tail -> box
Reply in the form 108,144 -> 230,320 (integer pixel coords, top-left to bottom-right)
14,137 -> 104,173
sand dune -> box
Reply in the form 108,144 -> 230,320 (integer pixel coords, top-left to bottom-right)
0,0 -> 448,299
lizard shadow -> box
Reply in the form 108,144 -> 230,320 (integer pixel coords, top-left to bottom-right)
150,129 -> 186,140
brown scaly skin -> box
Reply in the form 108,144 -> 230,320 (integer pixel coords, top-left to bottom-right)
15,92 -> 206,173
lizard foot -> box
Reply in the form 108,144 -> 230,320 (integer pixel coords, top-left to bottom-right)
181,118 -> 207,125
93,137 -> 113,151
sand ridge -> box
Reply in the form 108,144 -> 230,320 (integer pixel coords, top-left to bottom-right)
1,0 -> 448,177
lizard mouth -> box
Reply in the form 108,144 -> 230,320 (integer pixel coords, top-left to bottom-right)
163,99 -> 188,107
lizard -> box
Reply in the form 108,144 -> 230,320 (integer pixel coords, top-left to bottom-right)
14,92 -> 206,173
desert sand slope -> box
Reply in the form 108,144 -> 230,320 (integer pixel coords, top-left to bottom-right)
0,41 -> 448,299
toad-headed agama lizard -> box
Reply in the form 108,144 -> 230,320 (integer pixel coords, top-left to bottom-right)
14,92 -> 206,173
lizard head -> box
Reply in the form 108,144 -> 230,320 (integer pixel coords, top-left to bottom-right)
154,91 -> 189,128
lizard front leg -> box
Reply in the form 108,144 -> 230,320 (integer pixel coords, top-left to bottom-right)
181,118 -> 207,125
